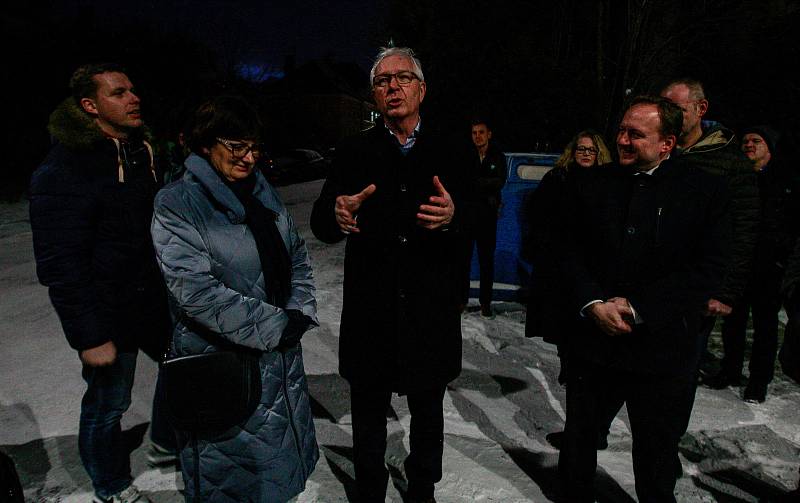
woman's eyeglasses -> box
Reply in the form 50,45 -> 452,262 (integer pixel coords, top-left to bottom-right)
217,138 -> 265,159
575,146 -> 598,155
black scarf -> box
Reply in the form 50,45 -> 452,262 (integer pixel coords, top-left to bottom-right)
217,171 -> 292,308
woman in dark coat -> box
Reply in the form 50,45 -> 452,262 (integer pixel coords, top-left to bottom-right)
151,96 -> 318,502
524,130 -> 612,374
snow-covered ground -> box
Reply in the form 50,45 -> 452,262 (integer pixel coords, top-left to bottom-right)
1,180 -> 798,502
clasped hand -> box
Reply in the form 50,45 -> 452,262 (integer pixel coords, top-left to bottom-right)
588,297 -> 633,336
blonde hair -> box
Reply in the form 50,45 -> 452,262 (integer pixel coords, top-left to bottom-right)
555,130 -> 612,170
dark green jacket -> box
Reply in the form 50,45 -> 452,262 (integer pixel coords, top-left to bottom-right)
678,122 -> 759,305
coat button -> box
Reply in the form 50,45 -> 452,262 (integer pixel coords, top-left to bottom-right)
627,226 -> 636,235
398,235 -> 408,244
400,184 -> 407,192
399,289 -> 406,299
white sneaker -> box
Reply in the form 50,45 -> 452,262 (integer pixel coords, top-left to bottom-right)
93,484 -> 152,503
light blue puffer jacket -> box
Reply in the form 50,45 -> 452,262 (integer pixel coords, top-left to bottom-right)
151,153 -> 318,502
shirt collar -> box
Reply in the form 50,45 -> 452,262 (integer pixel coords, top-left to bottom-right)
384,118 -> 421,152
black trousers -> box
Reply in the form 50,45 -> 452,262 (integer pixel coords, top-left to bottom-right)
459,208 -> 498,307
559,359 -> 696,503
720,263 -> 784,385
351,386 -> 446,502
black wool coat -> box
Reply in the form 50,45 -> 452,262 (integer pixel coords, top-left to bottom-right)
560,159 -> 731,376
310,124 -> 463,391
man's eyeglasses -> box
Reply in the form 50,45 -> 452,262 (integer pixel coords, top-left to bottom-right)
216,138 -> 265,159
372,71 -> 421,88
575,146 -> 598,155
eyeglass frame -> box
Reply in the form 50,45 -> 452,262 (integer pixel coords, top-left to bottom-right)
372,71 -> 422,89
575,146 -> 599,155
216,138 -> 265,159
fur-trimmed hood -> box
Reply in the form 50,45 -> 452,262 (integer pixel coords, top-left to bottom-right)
47,98 -> 106,151
47,98 -> 151,151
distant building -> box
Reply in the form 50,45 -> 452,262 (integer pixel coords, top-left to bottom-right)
260,57 -> 375,153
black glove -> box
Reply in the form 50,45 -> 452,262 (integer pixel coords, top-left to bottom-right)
277,309 -> 313,351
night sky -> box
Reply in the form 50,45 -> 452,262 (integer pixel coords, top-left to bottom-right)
46,0 -> 390,75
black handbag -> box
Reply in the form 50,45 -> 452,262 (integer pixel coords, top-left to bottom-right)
160,349 -> 261,434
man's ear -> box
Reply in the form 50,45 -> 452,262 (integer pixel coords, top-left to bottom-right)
80,97 -> 98,116
696,99 -> 709,119
663,134 -> 677,153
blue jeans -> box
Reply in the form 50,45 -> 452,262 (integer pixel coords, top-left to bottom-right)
79,352 -> 137,499
79,352 -> 176,498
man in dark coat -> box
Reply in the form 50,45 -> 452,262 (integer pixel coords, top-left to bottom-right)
458,119 -> 506,317
29,63 -> 173,503
557,96 -> 731,502
718,126 -> 800,402
660,79 -> 759,382
310,47 -> 461,503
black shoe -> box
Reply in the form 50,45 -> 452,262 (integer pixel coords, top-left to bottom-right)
480,305 -> 495,319
702,371 -> 745,390
743,382 -> 767,404
546,430 -> 607,450
546,431 -> 563,449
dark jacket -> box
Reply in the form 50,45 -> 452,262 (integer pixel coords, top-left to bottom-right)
310,124 -> 463,391
678,122 -> 759,305
29,98 -> 170,354
467,144 -> 507,211
151,154 -> 318,502
752,161 -> 800,272
784,238 -> 800,303
524,166 -> 572,342
560,159 -> 731,376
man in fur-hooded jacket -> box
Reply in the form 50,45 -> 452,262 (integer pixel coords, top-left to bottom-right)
29,63 -> 172,503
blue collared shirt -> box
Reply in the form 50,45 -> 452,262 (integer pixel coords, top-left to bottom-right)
385,119 -> 421,155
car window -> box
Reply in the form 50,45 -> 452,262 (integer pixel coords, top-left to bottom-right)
517,164 -> 552,181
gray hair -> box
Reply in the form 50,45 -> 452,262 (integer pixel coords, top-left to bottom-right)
662,77 -> 706,101
369,46 -> 425,84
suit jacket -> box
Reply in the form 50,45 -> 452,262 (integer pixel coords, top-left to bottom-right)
560,159 -> 731,376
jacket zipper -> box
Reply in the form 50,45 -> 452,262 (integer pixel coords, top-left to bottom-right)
281,351 -> 306,480
655,207 -> 663,245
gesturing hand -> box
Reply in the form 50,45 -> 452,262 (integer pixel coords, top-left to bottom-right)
588,302 -> 633,336
417,176 -> 454,230
335,184 -> 376,234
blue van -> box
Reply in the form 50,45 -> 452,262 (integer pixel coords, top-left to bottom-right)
469,152 -> 559,302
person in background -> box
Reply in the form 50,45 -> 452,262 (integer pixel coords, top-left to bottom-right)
29,63 -> 174,503
151,95 -> 319,502
458,119 -> 507,318
717,126 -> 799,403
525,129 -> 612,380
659,79 -> 758,385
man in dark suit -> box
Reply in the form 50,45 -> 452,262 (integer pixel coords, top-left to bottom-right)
557,96 -> 731,502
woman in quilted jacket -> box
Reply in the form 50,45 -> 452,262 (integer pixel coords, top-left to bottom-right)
151,95 -> 318,502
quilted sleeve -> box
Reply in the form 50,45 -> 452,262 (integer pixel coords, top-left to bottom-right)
151,189 -> 288,351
